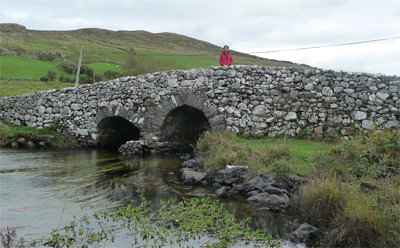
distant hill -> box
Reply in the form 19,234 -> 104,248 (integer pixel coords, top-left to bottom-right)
0,23 -> 313,71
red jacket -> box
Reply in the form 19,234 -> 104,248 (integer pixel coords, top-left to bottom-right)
219,52 -> 233,66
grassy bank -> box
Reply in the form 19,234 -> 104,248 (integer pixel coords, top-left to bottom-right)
0,120 -> 79,148
194,131 -> 336,181
194,129 -> 400,247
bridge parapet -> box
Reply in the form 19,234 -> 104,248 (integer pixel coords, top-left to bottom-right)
0,65 -> 399,147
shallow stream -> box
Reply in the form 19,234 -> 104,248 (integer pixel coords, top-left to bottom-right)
0,148 -> 305,247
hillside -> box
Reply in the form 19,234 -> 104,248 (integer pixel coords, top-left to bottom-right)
0,23 -> 313,74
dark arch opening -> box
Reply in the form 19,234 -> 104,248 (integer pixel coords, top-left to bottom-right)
97,116 -> 141,149
160,104 -> 211,152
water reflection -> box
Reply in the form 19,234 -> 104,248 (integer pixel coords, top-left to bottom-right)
0,148 -> 304,247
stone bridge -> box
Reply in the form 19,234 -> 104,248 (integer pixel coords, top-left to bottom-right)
1,65 -> 399,150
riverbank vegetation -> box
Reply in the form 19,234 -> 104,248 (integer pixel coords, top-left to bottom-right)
1,196 -> 281,248
0,120 -> 79,148
195,128 -> 400,247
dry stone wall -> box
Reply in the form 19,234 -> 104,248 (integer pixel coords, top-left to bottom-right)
0,65 -> 399,144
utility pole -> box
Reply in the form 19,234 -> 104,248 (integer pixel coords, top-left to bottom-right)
75,45 -> 83,87
93,69 -> 96,84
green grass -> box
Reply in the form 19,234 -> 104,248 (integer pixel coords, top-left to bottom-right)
194,131 -> 337,180
0,80 -> 75,98
0,55 -> 124,81
0,55 -> 60,79
235,136 -> 333,158
157,55 -> 218,70
88,62 -> 122,74
233,136 -> 335,173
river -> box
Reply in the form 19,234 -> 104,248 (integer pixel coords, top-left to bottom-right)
0,148 -> 305,247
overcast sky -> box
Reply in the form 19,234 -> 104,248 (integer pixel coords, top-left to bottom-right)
1,0 -> 399,75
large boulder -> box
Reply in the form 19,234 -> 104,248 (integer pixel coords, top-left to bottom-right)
293,223 -> 320,240
247,193 -> 290,212
181,157 -> 204,169
241,173 -> 275,193
214,166 -> 251,185
215,186 -> 230,198
181,169 -> 207,185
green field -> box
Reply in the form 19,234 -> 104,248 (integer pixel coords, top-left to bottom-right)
155,54 -> 218,70
87,61 -> 122,73
0,56 -> 60,79
0,56 -> 123,80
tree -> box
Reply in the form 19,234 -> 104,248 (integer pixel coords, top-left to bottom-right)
56,62 -> 76,74
80,64 -> 94,78
47,70 -> 56,81
39,76 -> 49,82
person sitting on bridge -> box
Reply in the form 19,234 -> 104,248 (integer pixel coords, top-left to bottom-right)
219,45 -> 233,66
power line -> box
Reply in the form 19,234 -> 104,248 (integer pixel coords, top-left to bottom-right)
248,36 -> 400,54
131,35 -> 400,57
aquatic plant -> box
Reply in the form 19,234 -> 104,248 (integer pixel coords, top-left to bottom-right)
0,227 -> 25,248
40,195 -> 281,247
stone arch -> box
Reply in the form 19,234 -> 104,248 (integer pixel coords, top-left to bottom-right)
160,104 -> 211,145
93,106 -> 142,148
143,91 -> 226,143
93,105 -> 142,127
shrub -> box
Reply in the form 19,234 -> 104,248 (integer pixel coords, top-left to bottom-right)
38,52 -> 55,61
56,62 -> 76,74
194,131 -> 238,171
58,75 -> 64,82
332,127 -> 400,178
296,128 -> 309,139
0,227 -> 25,248
326,184 -> 400,247
292,177 -> 346,229
39,76 -> 49,82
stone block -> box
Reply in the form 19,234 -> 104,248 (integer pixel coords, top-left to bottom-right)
376,92 -> 389,101
362,120 -> 374,129
252,105 -> 269,117
350,110 -> 367,120
314,126 -> 323,135
385,120 -> 399,128
322,87 -> 334,96
304,83 -> 313,91
284,112 -> 297,121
